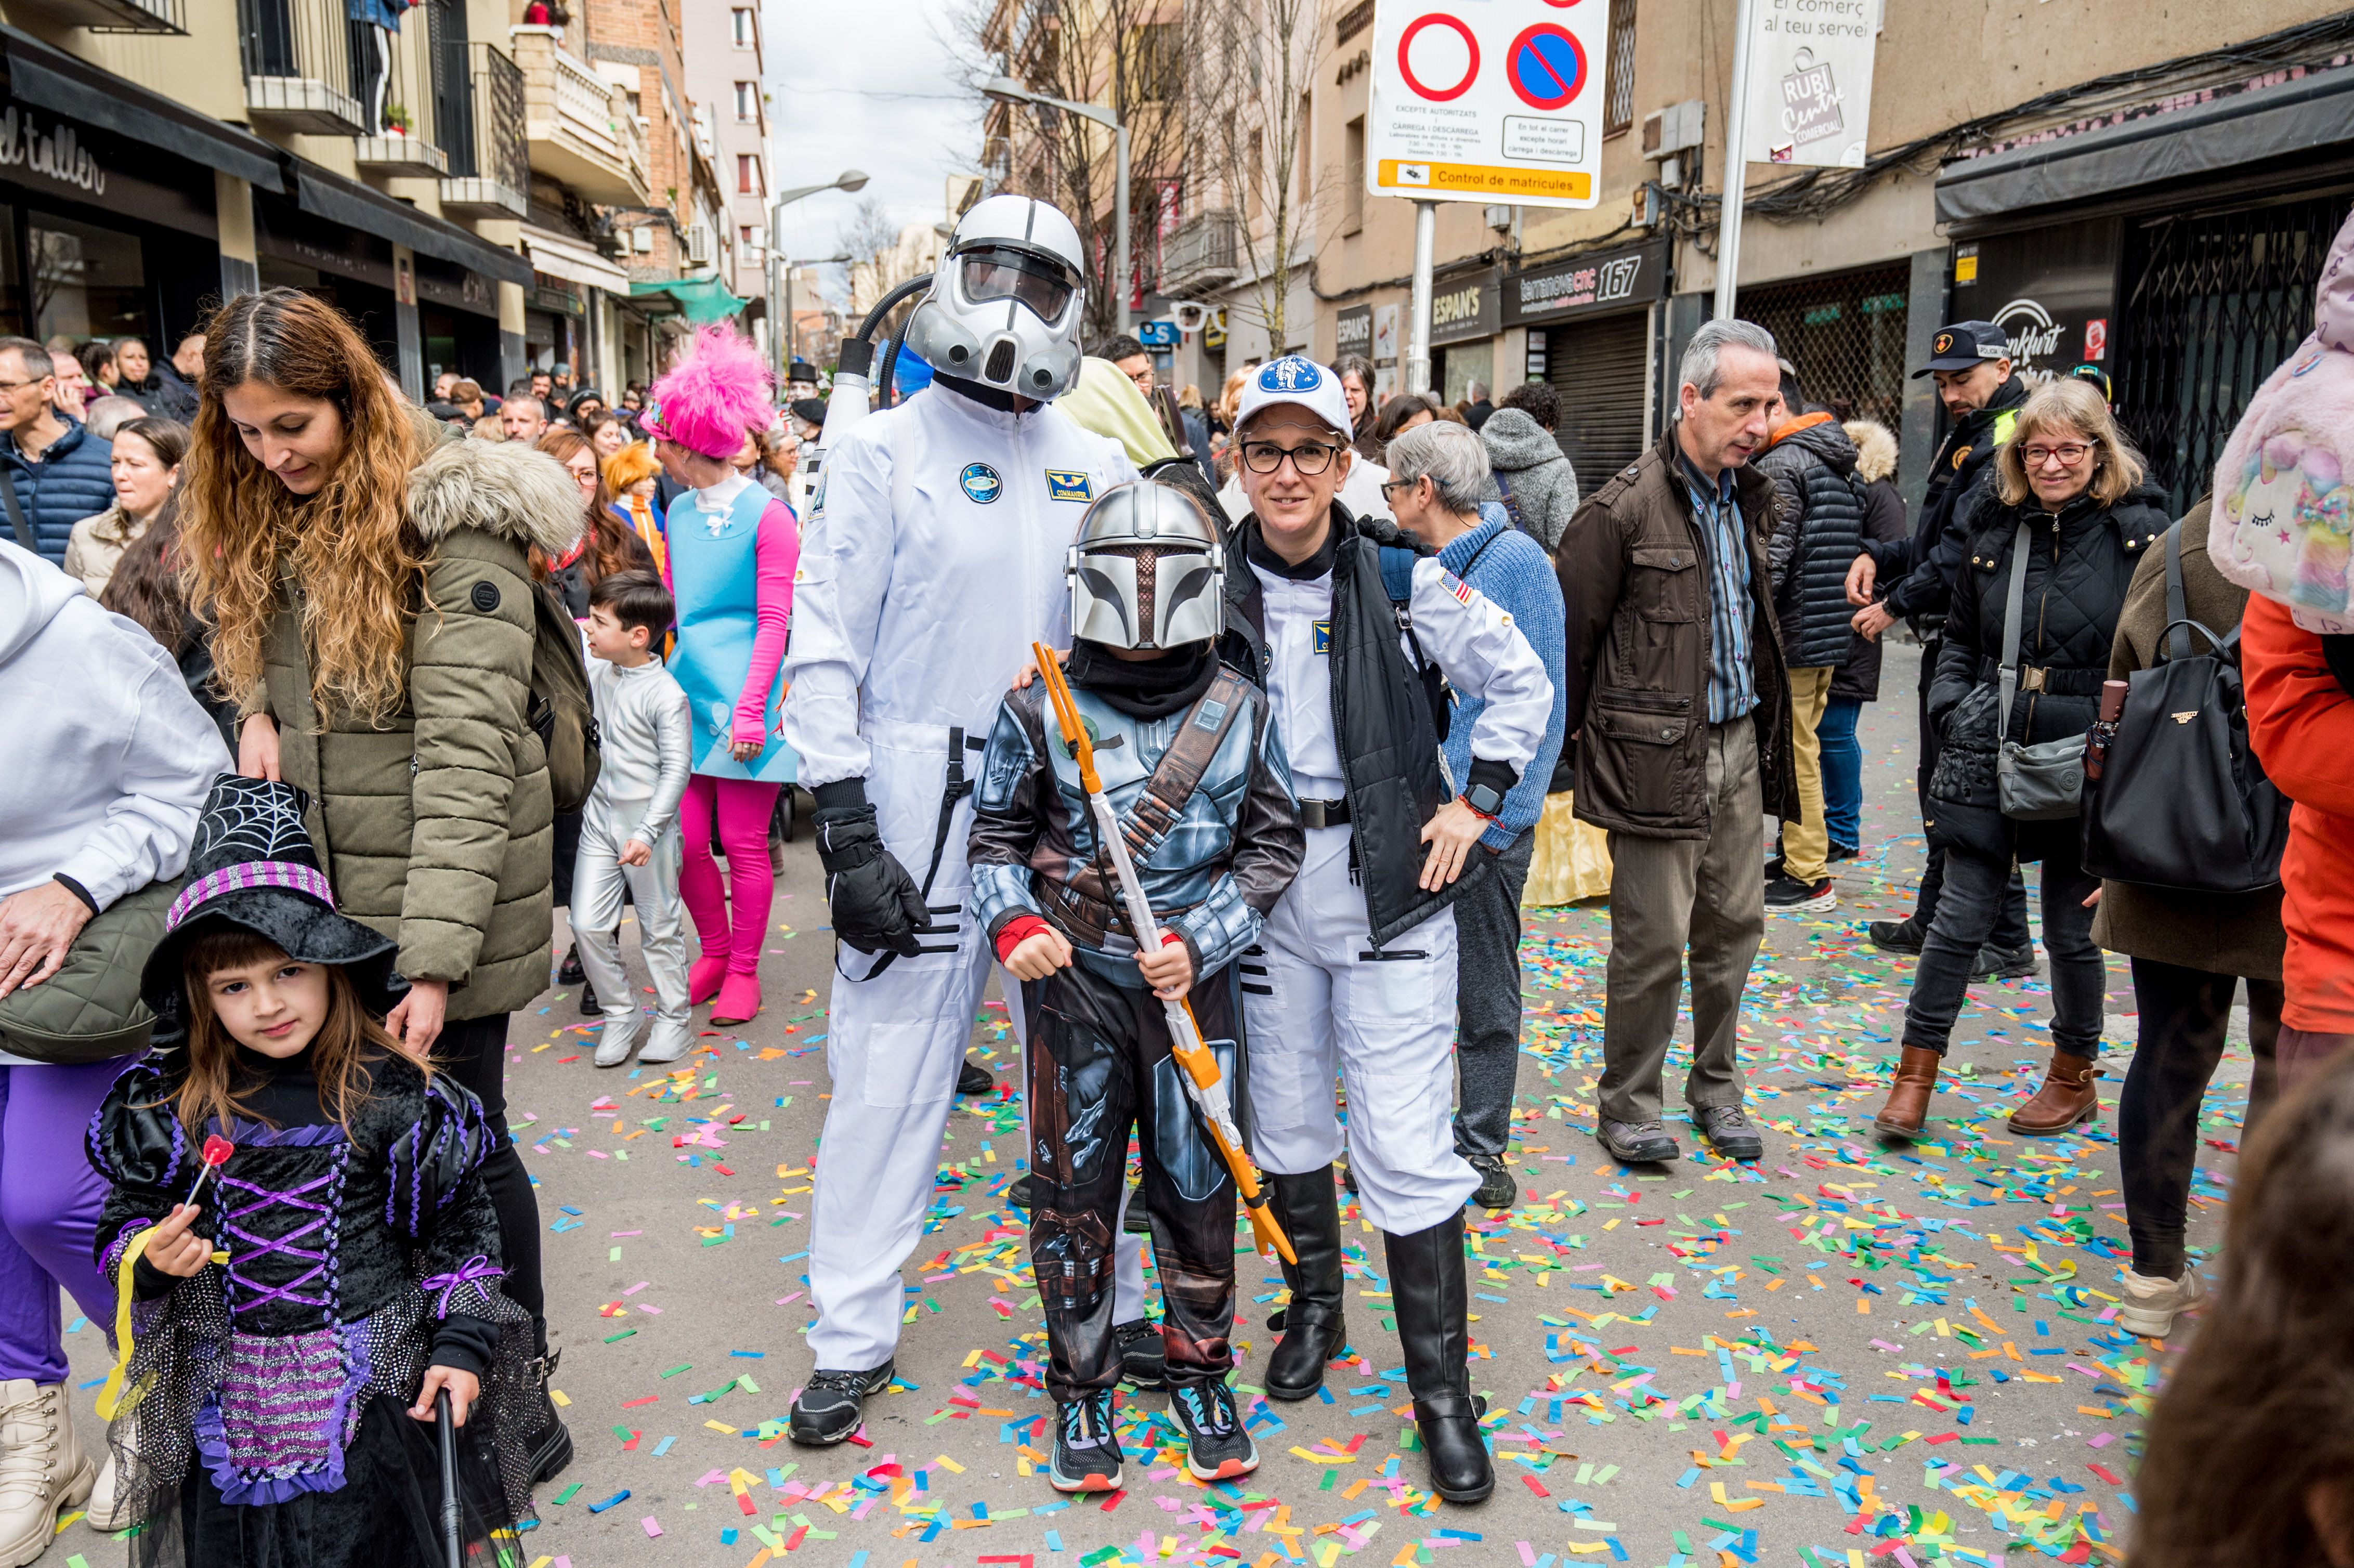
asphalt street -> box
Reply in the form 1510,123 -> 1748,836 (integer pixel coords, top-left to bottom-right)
58,642 -> 2243,1567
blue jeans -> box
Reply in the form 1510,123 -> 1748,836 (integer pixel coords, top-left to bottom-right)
1820,696 -> 1863,851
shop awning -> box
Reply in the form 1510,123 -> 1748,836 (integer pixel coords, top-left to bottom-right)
629,276 -> 746,325
293,165 -> 531,287
1936,65 -> 2354,228
0,24 -> 284,191
522,225 -> 631,293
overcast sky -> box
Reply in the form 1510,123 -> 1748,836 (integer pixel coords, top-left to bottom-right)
763,0 -> 980,305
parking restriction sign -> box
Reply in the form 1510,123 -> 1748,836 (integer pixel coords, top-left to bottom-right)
1367,0 -> 1609,208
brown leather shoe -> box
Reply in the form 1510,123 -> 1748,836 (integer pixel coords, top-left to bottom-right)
1873,1047 -> 1943,1138
2009,1053 -> 2101,1135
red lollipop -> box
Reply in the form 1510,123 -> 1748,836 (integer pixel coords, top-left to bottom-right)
185,1134 -> 235,1210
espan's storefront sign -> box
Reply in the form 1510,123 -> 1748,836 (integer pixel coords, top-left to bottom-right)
1430,268 -> 1499,346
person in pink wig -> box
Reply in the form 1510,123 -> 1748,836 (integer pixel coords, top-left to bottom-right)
643,326 -> 797,1025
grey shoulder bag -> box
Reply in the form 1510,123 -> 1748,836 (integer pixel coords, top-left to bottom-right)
1995,520 -> 2086,821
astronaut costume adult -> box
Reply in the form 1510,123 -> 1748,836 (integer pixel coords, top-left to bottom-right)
779,194 -> 1142,1445
1214,357 -> 1552,1504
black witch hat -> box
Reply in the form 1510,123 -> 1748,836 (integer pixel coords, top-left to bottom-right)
139,775 -> 408,1033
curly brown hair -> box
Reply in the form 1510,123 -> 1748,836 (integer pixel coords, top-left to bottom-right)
180,290 -> 425,726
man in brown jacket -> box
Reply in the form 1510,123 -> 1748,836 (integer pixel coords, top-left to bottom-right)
1554,318 -> 1798,1165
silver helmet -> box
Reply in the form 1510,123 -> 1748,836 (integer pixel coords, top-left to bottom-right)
903,194 -> 1087,401
1067,483 -> 1225,651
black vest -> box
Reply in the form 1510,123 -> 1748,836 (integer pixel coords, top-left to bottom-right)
1221,505 -> 1485,948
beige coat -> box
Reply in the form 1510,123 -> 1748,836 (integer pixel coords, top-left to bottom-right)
61,505 -> 150,596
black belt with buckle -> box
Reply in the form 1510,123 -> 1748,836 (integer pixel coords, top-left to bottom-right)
1298,796 -> 1351,830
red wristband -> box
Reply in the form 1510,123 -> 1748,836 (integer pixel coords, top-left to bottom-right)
994,914 -> 1050,964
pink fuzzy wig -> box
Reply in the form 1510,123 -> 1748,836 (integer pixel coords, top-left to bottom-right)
644,325 -> 774,460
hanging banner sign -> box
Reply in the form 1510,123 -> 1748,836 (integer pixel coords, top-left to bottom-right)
1366,0 -> 1609,210
1742,0 -> 1876,168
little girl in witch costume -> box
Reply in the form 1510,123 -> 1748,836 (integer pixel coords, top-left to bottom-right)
85,776 -> 535,1568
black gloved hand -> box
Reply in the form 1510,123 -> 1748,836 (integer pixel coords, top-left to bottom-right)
813,805 -> 928,957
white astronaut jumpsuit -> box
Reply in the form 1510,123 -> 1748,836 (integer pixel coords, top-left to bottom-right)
571,654 -> 695,1064
1244,554 -> 1553,1237
782,382 -> 1146,1372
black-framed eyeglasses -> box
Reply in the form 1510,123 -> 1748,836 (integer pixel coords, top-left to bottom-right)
1378,476 -> 1423,496
1241,439 -> 1343,476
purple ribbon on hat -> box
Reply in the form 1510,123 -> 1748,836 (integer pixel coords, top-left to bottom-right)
166,860 -> 340,931
420,1254 -> 504,1318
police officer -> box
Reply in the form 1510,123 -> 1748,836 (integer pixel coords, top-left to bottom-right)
1218,357 -> 1552,1505
780,195 -> 1143,1444
1847,321 -> 2033,970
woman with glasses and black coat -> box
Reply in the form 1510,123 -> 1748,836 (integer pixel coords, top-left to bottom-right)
1873,378 -> 2169,1142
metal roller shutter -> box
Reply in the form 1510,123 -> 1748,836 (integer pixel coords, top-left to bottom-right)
1546,311 -> 1650,488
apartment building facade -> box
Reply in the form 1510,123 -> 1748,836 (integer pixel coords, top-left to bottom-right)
0,0 -> 743,401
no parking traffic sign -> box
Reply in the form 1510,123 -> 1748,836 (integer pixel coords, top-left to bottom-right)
1367,0 -> 1608,208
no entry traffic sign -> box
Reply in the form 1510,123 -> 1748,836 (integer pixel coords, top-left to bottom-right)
1366,0 -> 1608,209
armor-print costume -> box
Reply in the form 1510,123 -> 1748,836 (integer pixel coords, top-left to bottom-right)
87,1053 -> 534,1568
966,657 -> 1302,1402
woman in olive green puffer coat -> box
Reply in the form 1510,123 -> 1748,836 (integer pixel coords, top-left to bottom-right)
179,289 -> 584,1484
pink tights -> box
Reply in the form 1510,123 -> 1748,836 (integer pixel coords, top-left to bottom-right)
680,775 -> 782,974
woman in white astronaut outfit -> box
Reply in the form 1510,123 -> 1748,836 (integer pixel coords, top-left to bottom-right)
779,195 -> 1148,1446
1217,358 -> 1552,1505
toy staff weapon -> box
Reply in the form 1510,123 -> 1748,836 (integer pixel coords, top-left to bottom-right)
1031,642 -> 1294,1265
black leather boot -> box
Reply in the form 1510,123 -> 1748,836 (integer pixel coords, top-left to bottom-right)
1385,1212 -> 1493,1503
1263,1167 -> 1346,1401
523,1319 -> 574,1484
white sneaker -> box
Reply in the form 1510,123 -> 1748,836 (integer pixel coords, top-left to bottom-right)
593,1015 -> 640,1068
0,1381 -> 95,1568
2117,1266 -> 2207,1338
81,1448 -> 132,1534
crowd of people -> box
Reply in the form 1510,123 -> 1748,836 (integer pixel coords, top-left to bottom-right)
1,193 -> 2352,1566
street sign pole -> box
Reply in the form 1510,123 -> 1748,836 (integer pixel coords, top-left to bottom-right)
1714,0 -> 1759,323
1406,198 -> 1436,395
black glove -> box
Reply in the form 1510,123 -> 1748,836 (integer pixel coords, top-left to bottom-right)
813,804 -> 928,957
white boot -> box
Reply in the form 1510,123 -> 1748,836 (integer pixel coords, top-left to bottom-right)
637,1013 -> 694,1066
2116,1266 -> 2207,1339
80,1447 -> 132,1534
0,1381 -> 95,1568
594,1012 -> 642,1068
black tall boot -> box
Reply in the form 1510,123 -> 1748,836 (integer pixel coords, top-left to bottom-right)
1384,1212 -> 1493,1503
524,1317 -> 574,1484
1263,1167 -> 1347,1401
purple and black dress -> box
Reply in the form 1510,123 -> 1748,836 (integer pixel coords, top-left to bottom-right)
87,1047 -> 537,1568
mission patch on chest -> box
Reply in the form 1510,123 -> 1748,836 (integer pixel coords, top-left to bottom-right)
1044,469 -> 1094,502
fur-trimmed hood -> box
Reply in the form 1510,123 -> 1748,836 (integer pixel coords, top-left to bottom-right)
407,432 -> 584,558
1844,418 -> 1898,485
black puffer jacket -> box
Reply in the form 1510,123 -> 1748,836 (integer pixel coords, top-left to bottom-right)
1925,479 -> 2169,862
1756,414 -> 1865,669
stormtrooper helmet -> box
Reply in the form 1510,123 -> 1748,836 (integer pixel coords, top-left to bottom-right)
903,195 -> 1088,402
1067,482 -> 1225,651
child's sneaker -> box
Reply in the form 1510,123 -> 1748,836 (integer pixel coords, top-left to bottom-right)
1049,1389 -> 1123,1493
1168,1379 -> 1258,1482
2117,1266 -> 2207,1338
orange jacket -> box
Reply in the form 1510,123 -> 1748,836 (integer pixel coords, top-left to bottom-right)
2241,595 -> 2354,1032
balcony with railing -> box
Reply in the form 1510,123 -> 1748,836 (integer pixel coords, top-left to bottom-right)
509,24 -> 650,207
239,0 -> 365,134
9,0 -> 181,34
350,5 -> 447,178
1160,209 -> 1240,296
440,43 -> 529,217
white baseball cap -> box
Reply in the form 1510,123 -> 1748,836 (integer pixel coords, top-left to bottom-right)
1232,355 -> 1353,437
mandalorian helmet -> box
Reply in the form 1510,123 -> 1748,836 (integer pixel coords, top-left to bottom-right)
903,194 -> 1087,401
1067,483 -> 1225,651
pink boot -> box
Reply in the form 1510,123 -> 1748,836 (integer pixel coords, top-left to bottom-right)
688,955 -> 728,1006
710,971 -> 762,1027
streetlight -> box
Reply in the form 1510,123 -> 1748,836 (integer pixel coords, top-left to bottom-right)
779,253 -> 851,383
767,168 -> 869,383
982,74 -> 1129,333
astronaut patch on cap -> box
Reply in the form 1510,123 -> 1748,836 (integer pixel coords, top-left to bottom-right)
1260,357 -> 1323,393
961,462 -> 1003,504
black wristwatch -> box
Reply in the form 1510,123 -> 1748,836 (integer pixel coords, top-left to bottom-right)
1461,782 -> 1505,819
